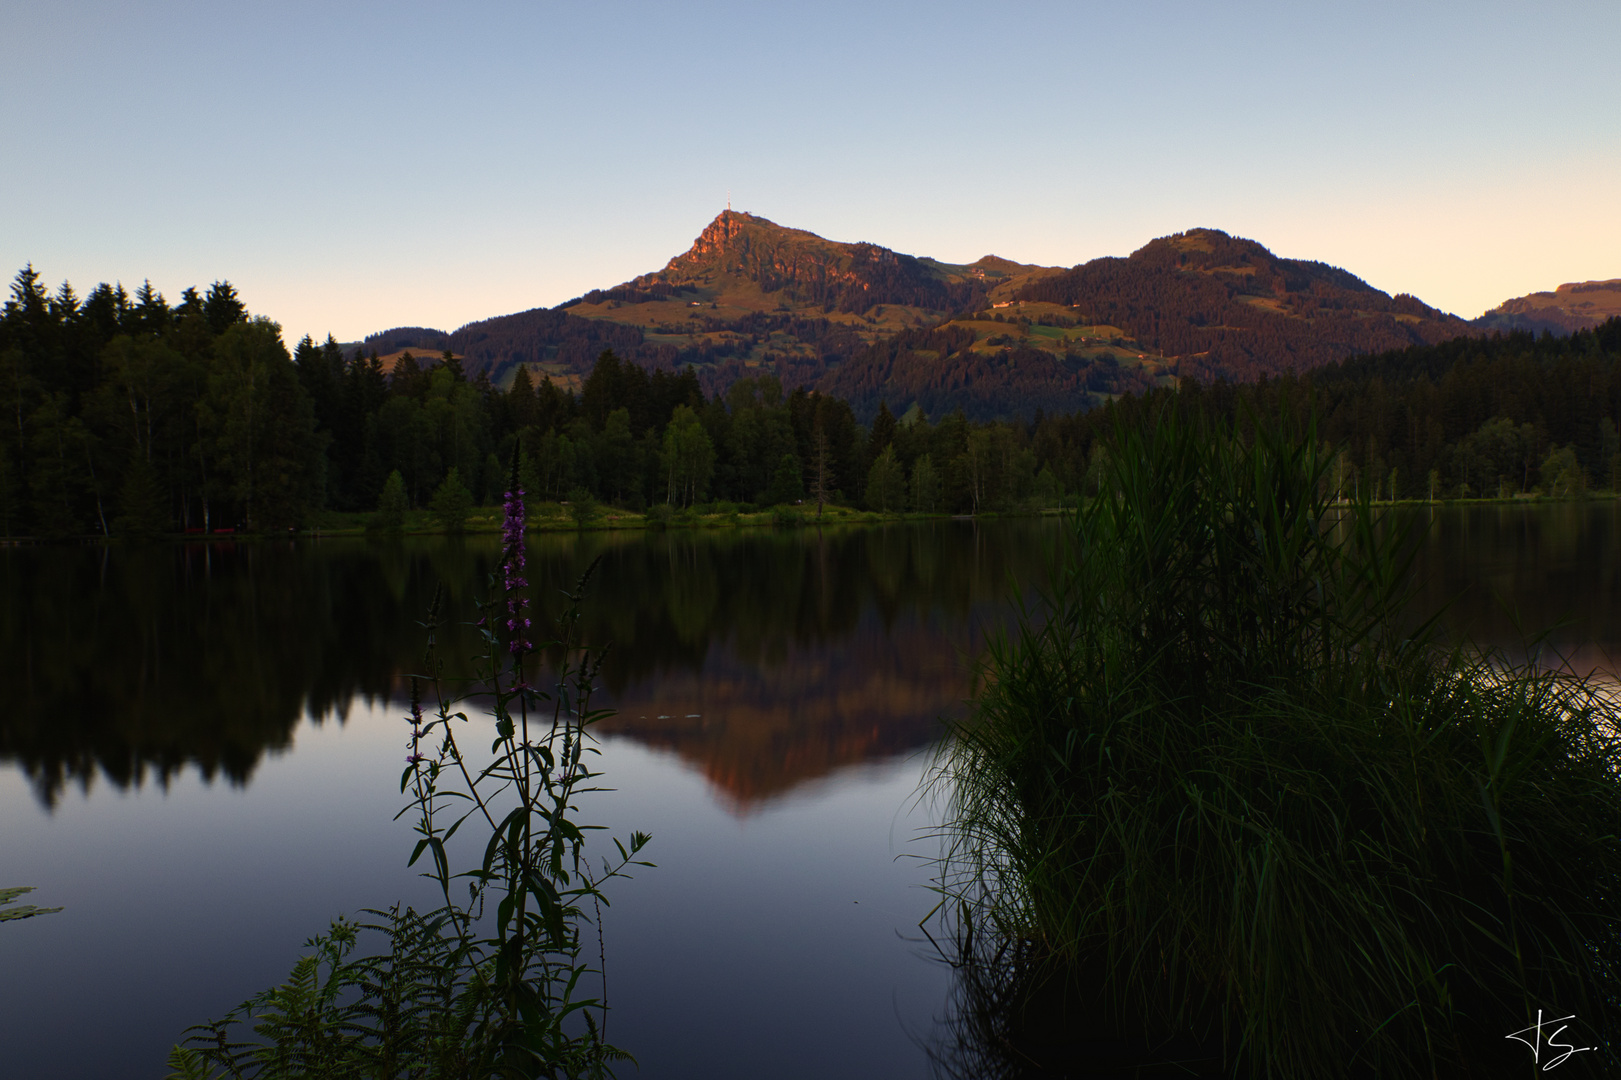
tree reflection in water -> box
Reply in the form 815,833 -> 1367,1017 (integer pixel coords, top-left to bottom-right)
5,504 -> 1618,811
0,522 -> 1054,809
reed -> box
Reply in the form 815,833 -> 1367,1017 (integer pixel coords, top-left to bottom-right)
932,402 -> 1621,1078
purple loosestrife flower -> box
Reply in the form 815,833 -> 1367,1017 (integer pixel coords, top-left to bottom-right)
502,485 -> 532,654
407,677 -> 426,765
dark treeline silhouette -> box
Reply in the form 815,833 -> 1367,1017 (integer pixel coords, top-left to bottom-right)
0,265 -> 325,537
1158,316 -> 1621,500
6,260 -> 1620,540
0,523 -> 1049,808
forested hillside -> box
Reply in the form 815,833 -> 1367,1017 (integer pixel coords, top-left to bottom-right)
1475,279 -> 1621,335
356,216 -> 1487,421
1010,228 -> 1473,381
1089,318 -> 1621,502
4,258 -> 1618,541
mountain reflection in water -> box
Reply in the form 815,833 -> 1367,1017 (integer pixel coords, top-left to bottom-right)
1,522 -> 1048,810
5,504 -> 1619,812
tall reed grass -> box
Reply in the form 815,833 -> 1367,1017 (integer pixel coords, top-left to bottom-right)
932,404 -> 1621,1077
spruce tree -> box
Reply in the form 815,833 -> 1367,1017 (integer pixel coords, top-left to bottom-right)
202,281 -> 247,335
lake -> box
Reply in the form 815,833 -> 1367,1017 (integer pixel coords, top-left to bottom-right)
2,506 -> 1619,1079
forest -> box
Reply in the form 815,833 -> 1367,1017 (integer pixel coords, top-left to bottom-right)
2,262 -> 1619,539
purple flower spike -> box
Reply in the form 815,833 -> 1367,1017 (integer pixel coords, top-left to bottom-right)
502,485 -> 532,654
407,678 -> 426,760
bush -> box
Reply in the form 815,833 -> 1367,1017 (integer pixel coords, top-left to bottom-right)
932,404 -> 1621,1078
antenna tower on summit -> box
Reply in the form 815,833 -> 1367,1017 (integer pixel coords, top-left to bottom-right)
727,190 -> 731,212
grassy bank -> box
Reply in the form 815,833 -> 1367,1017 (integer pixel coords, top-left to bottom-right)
305,502 -> 971,537
932,405 -> 1621,1078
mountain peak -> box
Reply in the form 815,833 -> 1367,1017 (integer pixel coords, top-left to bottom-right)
686,209 -> 771,254
642,211 -> 997,315
660,210 -> 816,278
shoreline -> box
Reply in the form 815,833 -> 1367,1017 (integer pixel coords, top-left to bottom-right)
3,493 -> 1617,544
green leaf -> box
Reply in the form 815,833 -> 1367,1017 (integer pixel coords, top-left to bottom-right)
0,886 -> 62,922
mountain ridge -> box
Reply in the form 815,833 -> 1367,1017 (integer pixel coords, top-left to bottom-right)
356,212 -> 1594,420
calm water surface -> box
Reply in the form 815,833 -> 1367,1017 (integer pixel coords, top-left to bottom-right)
1,508 -> 1618,1079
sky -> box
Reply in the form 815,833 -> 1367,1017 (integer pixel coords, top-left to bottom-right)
3,1 -> 1618,346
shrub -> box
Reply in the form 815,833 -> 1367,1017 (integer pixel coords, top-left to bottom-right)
932,404 -> 1621,1078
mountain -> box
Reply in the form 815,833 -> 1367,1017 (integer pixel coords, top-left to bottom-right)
359,214 -> 1481,420
597,209 -> 1058,313
1001,229 -> 1475,382
1474,279 -> 1621,335
417,210 -> 1063,402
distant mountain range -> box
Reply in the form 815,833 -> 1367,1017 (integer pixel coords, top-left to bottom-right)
354,211 -> 1610,420
1474,279 -> 1621,335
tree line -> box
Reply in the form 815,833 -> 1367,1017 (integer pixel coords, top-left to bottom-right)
4,261 -> 1619,539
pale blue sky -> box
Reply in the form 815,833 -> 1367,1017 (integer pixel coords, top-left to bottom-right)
4,1 -> 1617,344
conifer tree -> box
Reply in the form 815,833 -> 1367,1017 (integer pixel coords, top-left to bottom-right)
202,281 -> 247,335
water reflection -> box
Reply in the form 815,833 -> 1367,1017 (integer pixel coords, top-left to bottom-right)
1407,502 -> 1621,675
1,522 -> 1052,810
6,505 -> 1618,812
